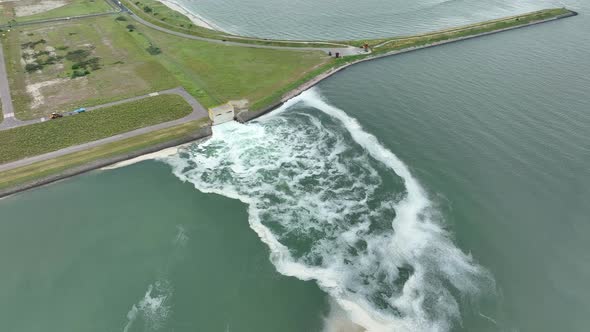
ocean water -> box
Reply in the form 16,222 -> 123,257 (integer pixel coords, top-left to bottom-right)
1,0 -> 589,331
175,0 -> 585,39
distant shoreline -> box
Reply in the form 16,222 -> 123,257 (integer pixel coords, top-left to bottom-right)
158,0 -> 224,32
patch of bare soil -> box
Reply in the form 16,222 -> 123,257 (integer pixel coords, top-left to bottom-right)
26,78 -> 68,109
14,0 -> 67,17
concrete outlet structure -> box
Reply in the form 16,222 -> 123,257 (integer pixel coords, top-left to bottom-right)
208,103 -> 235,125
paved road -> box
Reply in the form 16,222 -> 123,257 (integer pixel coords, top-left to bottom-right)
126,10 -> 364,56
0,86 -> 206,131
0,87 -> 208,171
0,39 -> 21,129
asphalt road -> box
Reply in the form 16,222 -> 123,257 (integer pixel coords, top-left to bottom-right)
0,39 -> 21,129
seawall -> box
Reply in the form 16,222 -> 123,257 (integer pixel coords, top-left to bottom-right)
0,126 -> 212,199
237,10 -> 578,122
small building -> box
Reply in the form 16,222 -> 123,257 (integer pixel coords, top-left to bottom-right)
208,103 -> 235,125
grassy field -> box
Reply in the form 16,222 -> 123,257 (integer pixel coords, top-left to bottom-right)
2,15 -> 178,119
0,0 -> 114,25
0,94 -> 191,163
126,20 -> 330,108
0,118 -> 208,191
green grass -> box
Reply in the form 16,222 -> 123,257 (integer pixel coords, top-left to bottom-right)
0,94 -> 191,163
0,118 -> 208,190
3,0 -> 114,24
127,21 -> 330,108
2,16 -> 179,119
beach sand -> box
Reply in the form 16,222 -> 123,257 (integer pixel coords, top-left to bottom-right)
100,142 -> 195,170
158,0 -> 223,31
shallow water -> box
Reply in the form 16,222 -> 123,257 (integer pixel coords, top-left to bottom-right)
1,0 -> 589,331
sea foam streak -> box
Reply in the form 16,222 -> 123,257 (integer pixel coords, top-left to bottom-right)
164,89 -> 492,331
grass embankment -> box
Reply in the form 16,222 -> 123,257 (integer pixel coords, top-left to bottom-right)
0,94 -> 191,164
360,8 -> 572,53
0,0 -> 114,25
2,15 -> 178,119
0,119 -> 208,191
125,20 -> 329,108
120,0 -> 345,48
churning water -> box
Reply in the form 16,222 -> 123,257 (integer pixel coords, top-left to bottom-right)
165,90 -> 493,331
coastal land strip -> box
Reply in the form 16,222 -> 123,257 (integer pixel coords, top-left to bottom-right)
0,2 -> 579,198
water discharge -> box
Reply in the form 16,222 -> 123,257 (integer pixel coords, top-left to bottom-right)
164,89 -> 492,331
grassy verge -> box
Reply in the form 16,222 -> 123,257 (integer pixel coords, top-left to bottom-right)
0,119 -> 208,191
0,94 -> 191,163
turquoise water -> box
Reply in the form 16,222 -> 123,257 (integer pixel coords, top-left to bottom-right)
1,0 -> 590,331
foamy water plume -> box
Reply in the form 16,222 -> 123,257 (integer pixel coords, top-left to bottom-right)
165,89 -> 492,331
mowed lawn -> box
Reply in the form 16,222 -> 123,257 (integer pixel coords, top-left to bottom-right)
127,21 -> 330,108
3,16 -> 179,119
0,94 -> 192,164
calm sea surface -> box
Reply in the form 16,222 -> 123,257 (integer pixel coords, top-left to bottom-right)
1,0 -> 589,331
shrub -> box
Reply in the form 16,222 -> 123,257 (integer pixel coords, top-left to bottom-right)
20,39 -> 46,49
39,56 -> 59,65
71,57 -> 101,71
115,16 -> 127,21
25,63 -> 43,72
146,44 -> 161,55
65,49 -> 91,62
143,5 -> 152,13
71,69 -> 90,78
126,24 -> 136,31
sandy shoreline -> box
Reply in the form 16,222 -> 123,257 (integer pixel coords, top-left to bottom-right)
100,141 -> 196,170
158,0 -> 223,31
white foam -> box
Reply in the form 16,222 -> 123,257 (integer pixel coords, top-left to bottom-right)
123,281 -> 172,331
100,142 -> 195,171
165,88 -> 492,332
174,224 -> 189,247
